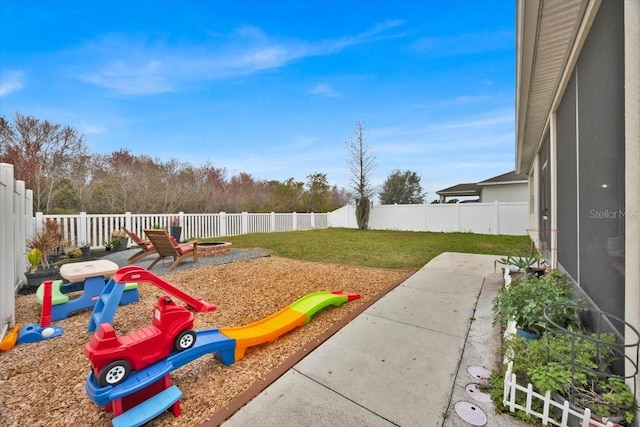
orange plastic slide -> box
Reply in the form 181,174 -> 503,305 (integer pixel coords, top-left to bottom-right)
220,291 -> 359,360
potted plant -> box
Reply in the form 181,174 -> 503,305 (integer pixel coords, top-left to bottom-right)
111,229 -> 128,251
61,239 -> 76,256
23,221 -> 62,292
169,216 -> 182,242
495,242 -> 546,277
492,271 -> 576,339
79,242 -> 91,259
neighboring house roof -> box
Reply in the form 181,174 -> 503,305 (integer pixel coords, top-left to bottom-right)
435,183 -> 479,197
436,171 -> 527,198
477,170 -> 528,186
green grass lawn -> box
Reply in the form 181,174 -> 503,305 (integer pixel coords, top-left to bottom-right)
210,228 -> 531,270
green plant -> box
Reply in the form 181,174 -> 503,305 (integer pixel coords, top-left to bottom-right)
490,331 -> 636,424
494,239 -> 544,273
27,248 -> 43,273
26,220 -> 62,271
110,238 -> 122,250
491,271 -> 576,332
572,377 -> 636,424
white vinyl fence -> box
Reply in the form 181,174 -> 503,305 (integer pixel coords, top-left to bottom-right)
1,163 -> 33,338
38,211 -> 328,251
1,196 -> 526,340
327,201 -> 528,235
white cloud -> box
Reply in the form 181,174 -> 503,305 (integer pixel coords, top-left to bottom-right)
307,83 -> 342,98
80,58 -> 172,96
71,20 -> 406,96
412,30 -> 514,57
80,122 -> 106,134
0,71 -> 24,97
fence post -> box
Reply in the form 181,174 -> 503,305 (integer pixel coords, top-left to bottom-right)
23,187 -> 33,278
456,202 -> 461,232
270,212 -> 275,232
494,200 -> 500,235
292,212 -> 297,231
125,212 -> 132,232
1,163 -> 16,331
79,212 -> 88,246
310,212 -> 315,229
219,212 -> 227,237
241,212 -> 248,235
35,212 -> 44,232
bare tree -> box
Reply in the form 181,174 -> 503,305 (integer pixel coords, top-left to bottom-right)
0,113 -> 89,212
345,121 -> 376,230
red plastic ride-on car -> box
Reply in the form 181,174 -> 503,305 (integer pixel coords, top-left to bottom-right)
84,295 -> 197,387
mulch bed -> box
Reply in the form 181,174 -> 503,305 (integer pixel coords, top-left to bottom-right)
0,256 -> 411,426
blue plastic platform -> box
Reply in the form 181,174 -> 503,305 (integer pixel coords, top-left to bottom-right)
86,329 -> 236,407
112,385 -> 182,427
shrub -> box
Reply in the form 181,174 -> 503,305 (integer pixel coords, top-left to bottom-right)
492,270 -> 576,332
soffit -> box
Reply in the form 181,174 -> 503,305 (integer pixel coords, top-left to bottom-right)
516,0 -> 588,173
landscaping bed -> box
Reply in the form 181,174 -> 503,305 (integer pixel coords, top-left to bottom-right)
0,256 -> 411,426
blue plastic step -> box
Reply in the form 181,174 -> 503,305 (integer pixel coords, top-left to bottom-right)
87,278 -> 125,332
111,385 -> 182,427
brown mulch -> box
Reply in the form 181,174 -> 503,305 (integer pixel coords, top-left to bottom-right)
0,256 -> 411,427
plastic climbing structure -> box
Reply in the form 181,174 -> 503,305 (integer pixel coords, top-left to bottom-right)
84,267 -> 360,427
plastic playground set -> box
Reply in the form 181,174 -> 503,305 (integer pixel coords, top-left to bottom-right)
0,259 -> 360,427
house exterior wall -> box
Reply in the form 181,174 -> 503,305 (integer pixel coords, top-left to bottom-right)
517,0 -> 640,396
624,0 -> 640,393
479,182 -> 528,203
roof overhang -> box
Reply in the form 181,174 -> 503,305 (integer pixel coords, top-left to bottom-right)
477,180 -> 528,187
515,0 -> 594,174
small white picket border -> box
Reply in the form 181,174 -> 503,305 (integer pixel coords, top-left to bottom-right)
503,361 -> 618,427
499,268 -> 618,427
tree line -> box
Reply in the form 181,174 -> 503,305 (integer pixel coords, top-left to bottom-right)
0,113 -> 352,214
1,113 -> 426,216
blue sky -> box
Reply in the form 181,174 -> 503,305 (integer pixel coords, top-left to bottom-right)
0,0 -> 516,202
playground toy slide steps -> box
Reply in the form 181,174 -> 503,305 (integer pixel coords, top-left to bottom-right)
111,385 -> 182,427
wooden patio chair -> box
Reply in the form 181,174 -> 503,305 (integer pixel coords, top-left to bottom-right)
122,227 -> 157,264
143,229 -> 198,272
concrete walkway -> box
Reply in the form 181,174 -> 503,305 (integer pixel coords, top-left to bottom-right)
218,252 -> 529,427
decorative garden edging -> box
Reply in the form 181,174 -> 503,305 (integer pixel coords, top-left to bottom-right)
498,269 -> 637,427
503,361 -> 619,427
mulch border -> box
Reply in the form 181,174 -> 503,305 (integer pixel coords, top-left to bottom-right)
200,270 -> 415,426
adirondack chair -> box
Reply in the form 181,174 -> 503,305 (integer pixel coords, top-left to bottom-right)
122,227 -> 157,264
143,229 -> 198,272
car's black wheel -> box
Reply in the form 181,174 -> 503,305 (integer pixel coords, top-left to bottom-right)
174,330 -> 196,351
98,360 -> 130,387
